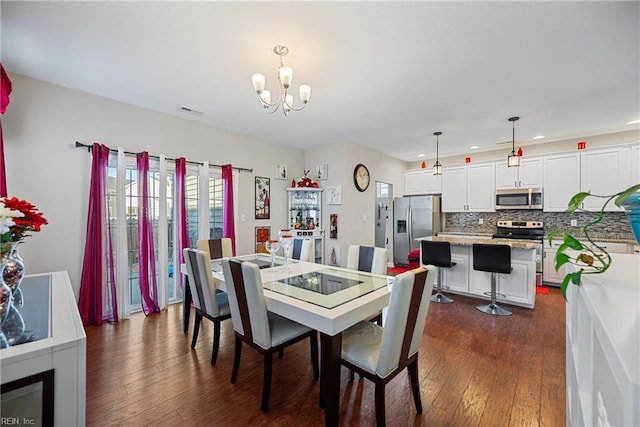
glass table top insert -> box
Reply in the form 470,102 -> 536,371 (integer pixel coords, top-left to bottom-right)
263,268 -> 390,309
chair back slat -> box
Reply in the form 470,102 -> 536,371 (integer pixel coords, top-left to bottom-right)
228,259 -> 253,342
358,246 -> 375,272
240,262 -> 272,349
292,239 -> 303,260
184,248 -> 221,316
376,266 -> 435,377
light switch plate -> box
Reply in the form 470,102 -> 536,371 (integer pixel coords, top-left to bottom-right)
479,218 -> 484,225
571,219 -> 577,226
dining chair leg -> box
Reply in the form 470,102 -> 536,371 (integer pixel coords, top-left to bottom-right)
211,319 -> 221,365
231,335 -> 242,383
407,360 -> 423,413
348,369 -> 355,382
375,382 -> 386,427
261,353 -> 273,412
191,313 -> 203,348
310,333 -> 319,379
278,349 -> 284,358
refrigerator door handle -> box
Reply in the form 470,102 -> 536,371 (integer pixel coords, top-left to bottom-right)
408,208 -> 412,243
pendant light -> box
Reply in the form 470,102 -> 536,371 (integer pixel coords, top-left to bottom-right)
433,131 -> 443,175
507,116 -> 520,167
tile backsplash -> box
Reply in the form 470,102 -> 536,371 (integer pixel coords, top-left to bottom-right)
444,211 -> 634,240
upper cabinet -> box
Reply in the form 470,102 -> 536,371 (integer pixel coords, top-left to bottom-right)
495,156 -> 543,190
442,162 -> 495,212
580,146 -> 632,211
633,144 -> 640,185
543,146 -> 634,212
403,168 -> 442,195
543,152 -> 581,212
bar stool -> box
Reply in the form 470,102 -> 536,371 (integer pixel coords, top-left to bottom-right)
472,243 -> 512,316
421,240 -> 456,304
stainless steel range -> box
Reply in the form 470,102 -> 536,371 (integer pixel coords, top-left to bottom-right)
493,220 -> 544,287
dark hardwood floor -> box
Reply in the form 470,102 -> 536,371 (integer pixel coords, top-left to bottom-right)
85,288 -> 565,426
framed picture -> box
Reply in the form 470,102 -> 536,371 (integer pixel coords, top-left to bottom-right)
255,226 -> 270,253
255,176 -> 270,219
316,164 -> 328,180
274,164 -> 288,180
326,186 -> 342,205
330,213 -> 338,239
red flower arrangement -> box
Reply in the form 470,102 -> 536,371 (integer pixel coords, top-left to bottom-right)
0,197 -> 48,243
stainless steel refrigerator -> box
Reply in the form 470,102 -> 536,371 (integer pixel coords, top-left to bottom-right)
393,195 -> 441,266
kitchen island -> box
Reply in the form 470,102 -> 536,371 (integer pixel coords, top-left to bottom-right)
417,235 -> 537,308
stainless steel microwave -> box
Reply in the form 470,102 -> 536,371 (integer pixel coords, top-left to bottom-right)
495,188 -> 543,210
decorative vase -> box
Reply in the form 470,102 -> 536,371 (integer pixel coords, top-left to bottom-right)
1,304 -> 25,346
622,190 -> 640,246
0,242 -> 25,308
0,278 -> 11,325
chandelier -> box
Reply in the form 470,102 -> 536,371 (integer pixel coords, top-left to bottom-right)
433,131 -> 443,175
251,45 -> 311,116
507,116 -> 520,167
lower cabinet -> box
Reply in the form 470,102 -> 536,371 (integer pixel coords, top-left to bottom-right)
469,252 -> 535,308
422,243 -> 536,308
441,246 -> 469,294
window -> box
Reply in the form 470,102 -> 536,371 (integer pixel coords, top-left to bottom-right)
105,156 -> 226,313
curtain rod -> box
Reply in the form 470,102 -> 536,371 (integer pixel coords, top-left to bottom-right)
74,141 -> 253,173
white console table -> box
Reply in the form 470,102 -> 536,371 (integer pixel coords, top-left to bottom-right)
0,271 -> 86,426
566,254 -> 640,426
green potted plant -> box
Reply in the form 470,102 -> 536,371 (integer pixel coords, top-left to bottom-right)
549,183 -> 640,299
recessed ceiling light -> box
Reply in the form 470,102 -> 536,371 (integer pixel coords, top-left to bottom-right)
417,153 -> 425,157
533,135 -> 545,140
627,119 -> 640,125
470,145 -> 479,150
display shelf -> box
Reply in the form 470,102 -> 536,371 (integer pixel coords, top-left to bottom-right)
287,188 -> 324,263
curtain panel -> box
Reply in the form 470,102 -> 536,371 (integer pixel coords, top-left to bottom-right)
222,164 -> 236,255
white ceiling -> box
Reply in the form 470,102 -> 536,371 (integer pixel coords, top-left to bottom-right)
2,1 -> 639,162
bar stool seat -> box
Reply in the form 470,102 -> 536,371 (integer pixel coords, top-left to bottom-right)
472,243 -> 512,316
421,240 -> 456,304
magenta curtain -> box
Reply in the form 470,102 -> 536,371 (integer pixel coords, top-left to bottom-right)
175,158 -> 189,290
0,63 -> 12,197
221,164 -> 236,255
78,143 -> 116,326
137,152 -> 160,315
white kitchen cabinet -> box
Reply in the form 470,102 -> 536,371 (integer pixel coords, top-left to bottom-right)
632,144 -> 640,185
403,168 -> 442,195
580,146 -> 632,211
543,152 -> 581,212
441,245 -> 470,294
495,156 -> 543,190
442,163 -> 495,212
469,249 -> 535,307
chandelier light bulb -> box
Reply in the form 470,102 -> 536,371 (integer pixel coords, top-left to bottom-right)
251,45 -> 311,116
252,73 -> 265,94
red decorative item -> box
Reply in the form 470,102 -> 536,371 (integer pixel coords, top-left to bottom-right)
465,157 -> 471,163
517,147 -> 523,156
421,161 -> 426,169
291,179 -> 296,188
577,141 -> 587,150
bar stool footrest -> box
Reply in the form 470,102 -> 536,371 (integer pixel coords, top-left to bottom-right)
482,291 -> 507,299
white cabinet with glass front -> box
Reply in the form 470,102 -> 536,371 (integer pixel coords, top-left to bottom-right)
287,188 -> 324,263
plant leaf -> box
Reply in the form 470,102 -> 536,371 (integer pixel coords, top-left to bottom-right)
548,230 -> 559,246
567,192 -> 590,213
560,274 -> 572,301
563,234 -> 584,250
571,270 -> 583,285
614,183 -> 640,207
555,252 -> 570,271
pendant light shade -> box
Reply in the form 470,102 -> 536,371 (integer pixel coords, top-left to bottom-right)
433,131 -> 443,175
507,116 -> 520,168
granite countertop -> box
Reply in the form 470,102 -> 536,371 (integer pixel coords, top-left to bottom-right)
417,235 -> 538,250
545,235 -> 637,244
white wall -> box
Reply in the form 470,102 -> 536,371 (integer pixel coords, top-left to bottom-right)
304,142 -> 406,266
3,74 -> 304,296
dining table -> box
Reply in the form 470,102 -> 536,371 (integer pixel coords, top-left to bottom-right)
181,254 -> 394,427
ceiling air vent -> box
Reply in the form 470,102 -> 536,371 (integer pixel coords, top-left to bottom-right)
178,106 -> 203,116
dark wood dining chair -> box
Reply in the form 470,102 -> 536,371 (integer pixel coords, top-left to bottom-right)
340,266 -> 436,426
221,258 -> 319,412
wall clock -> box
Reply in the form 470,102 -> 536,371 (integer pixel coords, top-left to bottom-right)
353,163 -> 370,192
